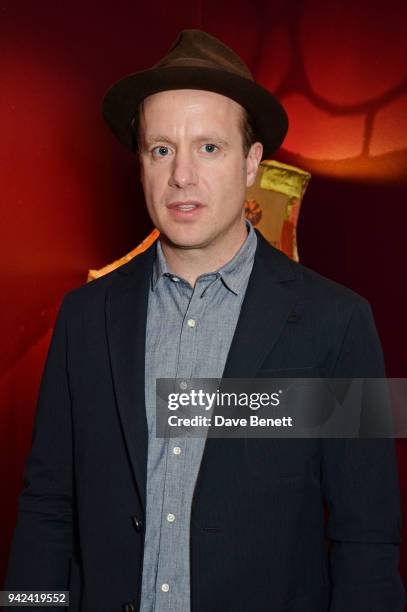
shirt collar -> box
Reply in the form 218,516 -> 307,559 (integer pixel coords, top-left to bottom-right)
151,237 -> 171,291
151,219 -> 257,295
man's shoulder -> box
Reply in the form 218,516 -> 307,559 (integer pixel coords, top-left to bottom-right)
59,246 -> 153,316
258,233 -> 369,311
295,258 -> 364,304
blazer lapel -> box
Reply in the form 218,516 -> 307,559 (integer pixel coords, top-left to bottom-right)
105,245 -> 155,509
222,230 -> 299,378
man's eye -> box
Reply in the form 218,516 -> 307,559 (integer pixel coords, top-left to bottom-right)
152,146 -> 170,157
201,144 -> 219,154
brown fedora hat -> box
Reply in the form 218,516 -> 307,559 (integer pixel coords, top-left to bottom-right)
102,29 -> 288,159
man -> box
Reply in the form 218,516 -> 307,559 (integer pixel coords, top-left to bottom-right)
5,29 -> 405,611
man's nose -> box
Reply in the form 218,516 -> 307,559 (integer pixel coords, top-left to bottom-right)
168,150 -> 198,189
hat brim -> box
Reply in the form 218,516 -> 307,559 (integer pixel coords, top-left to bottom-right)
102,66 -> 288,159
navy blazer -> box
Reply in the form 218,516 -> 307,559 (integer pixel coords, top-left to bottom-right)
5,229 -> 405,611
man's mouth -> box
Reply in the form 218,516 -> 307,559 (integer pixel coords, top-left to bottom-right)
166,201 -> 204,217
167,201 -> 203,211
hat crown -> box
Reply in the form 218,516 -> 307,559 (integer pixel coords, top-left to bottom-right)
102,28 -> 288,157
154,29 -> 254,81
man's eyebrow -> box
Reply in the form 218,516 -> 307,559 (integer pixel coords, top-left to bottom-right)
197,135 -> 230,146
143,135 -> 174,146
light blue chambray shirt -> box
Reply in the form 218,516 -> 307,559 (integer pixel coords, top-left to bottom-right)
139,220 -> 257,612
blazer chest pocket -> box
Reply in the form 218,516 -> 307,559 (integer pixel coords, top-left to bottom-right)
256,365 -> 321,378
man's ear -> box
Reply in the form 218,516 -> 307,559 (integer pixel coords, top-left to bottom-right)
246,142 -> 263,188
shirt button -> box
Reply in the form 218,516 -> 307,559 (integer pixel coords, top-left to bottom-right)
180,380 -> 188,390
161,583 -> 170,593
187,318 -> 196,327
167,513 -> 175,523
171,276 -> 180,282
173,446 -> 182,455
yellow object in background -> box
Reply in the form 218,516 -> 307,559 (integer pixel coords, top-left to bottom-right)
246,161 -> 311,262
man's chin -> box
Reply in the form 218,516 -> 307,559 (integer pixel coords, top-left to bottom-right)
159,229 -> 212,251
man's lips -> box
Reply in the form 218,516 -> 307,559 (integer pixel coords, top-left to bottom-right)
166,201 -> 204,217
166,201 -> 204,210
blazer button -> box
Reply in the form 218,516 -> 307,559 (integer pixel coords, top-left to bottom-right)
123,603 -> 136,612
132,515 -> 143,532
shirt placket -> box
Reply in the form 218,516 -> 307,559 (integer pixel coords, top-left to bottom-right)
154,275 -> 215,611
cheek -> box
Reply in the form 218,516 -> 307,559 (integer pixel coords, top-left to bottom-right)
142,168 -> 168,203
202,161 -> 235,190
207,160 -> 246,200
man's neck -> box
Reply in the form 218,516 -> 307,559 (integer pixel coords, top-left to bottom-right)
160,222 -> 249,287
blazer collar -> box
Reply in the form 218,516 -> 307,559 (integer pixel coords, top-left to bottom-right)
106,229 -> 298,508
222,229 -> 298,378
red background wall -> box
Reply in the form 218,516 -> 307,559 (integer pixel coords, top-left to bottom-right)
1,0 -> 407,586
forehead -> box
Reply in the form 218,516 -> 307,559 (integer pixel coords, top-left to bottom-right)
140,89 -> 243,136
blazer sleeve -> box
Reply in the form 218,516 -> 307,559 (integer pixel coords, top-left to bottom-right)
321,297 -> 405,611
4,294 -> 75,594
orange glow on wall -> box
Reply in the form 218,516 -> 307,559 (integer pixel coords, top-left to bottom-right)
254,0 -> 407,181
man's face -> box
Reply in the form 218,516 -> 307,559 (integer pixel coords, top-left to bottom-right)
138,89 -> 262,252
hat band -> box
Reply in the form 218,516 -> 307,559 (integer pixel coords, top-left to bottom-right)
155,56 -> 253,80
